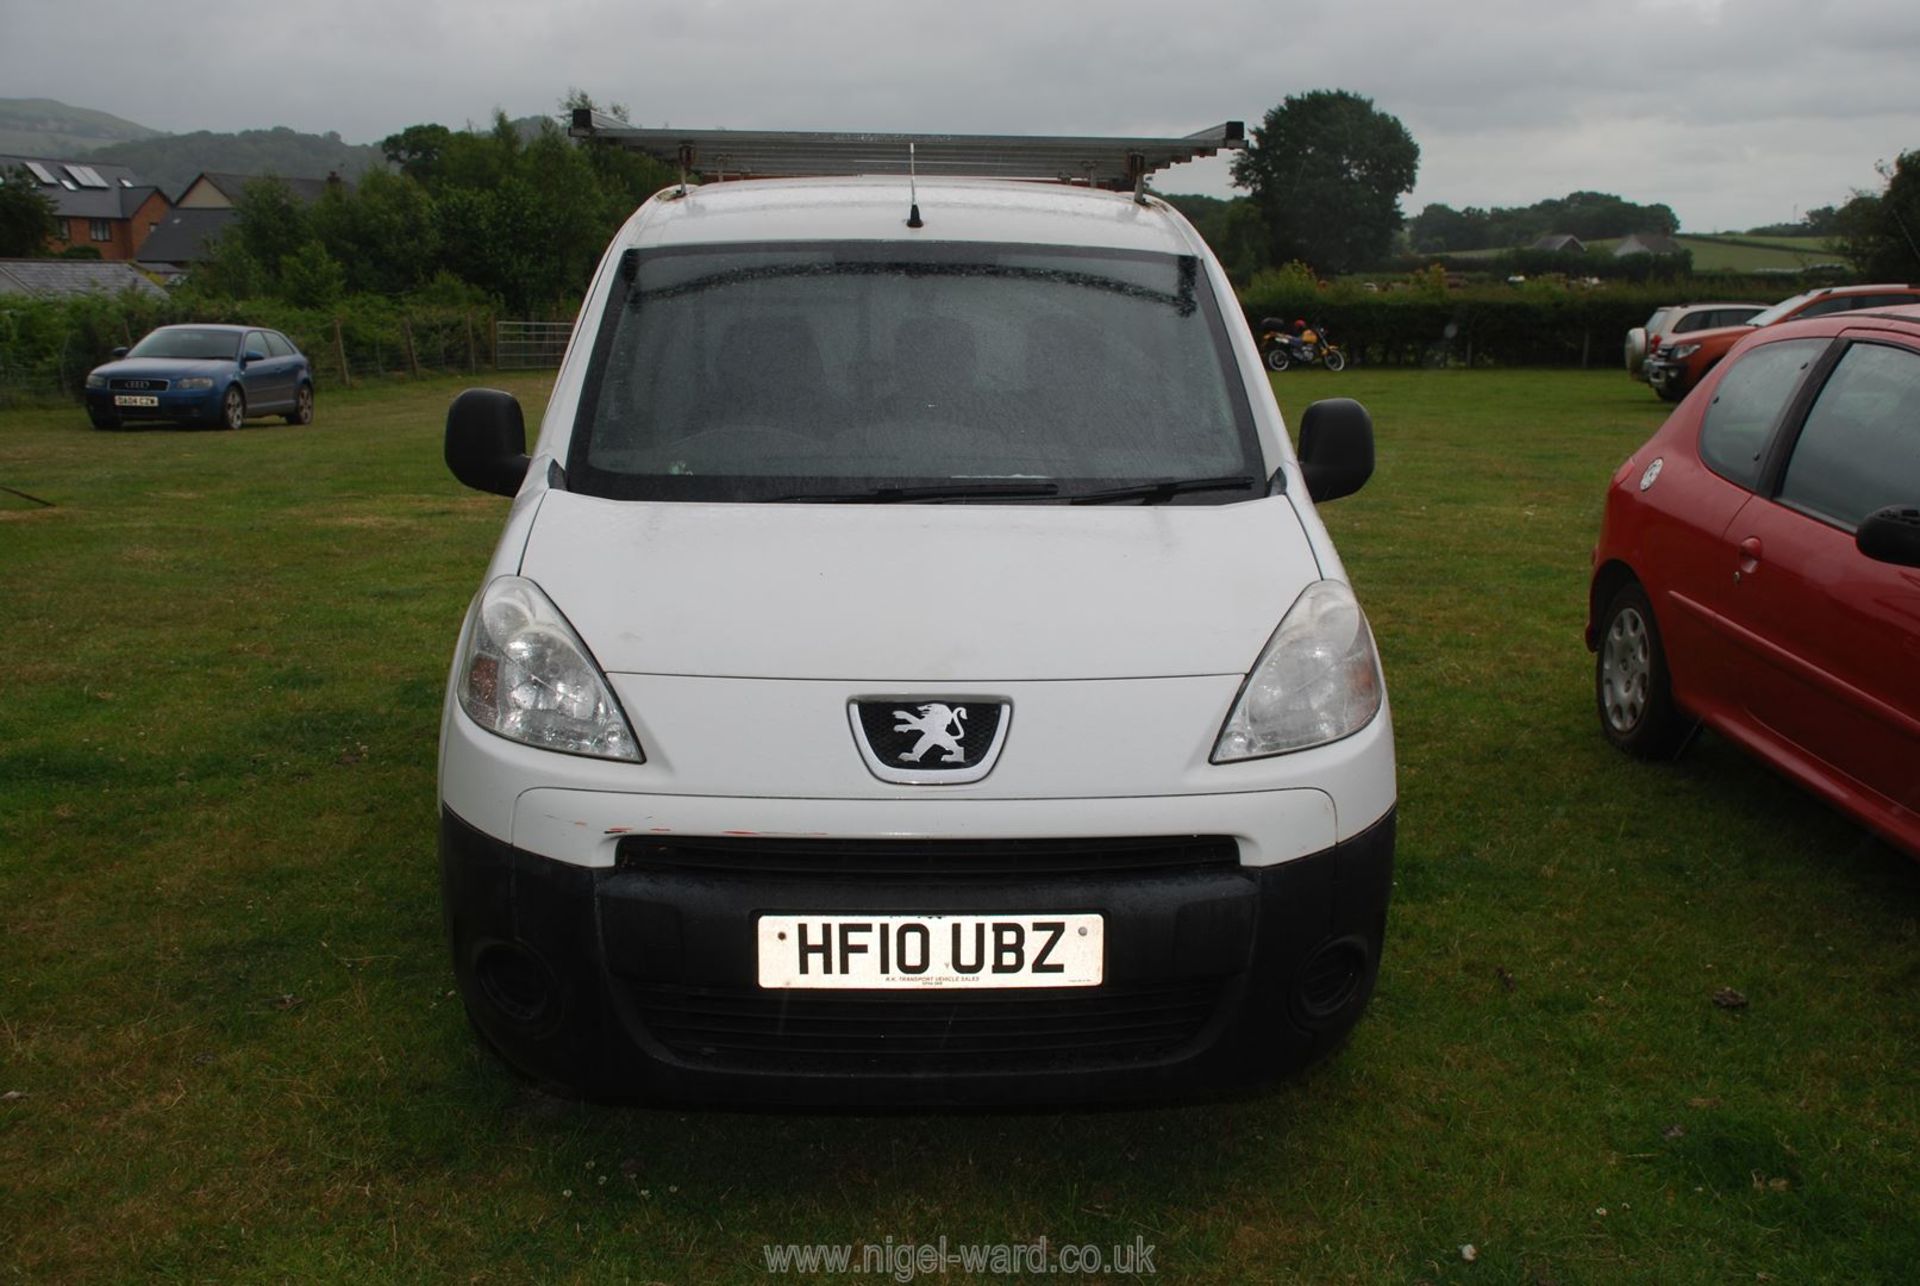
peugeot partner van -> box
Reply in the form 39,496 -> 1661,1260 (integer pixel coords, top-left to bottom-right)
437,121 -> 1395,1105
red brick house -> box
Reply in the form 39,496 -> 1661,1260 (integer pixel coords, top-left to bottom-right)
0,154 -> 172,260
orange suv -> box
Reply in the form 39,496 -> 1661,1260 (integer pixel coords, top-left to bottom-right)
1643,283 -> 1920,401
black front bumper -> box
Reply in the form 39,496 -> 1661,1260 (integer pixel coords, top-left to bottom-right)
440,807 -> 1394,1107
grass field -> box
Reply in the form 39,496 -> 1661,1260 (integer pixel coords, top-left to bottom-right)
1442,235 -> 1842,274
3,370 -> 1917,1282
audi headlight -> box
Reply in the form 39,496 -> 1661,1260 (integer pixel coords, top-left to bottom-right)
1213,580 -> 1383,761
457,576 -> 641,761
85,372 -> 107,389
1668,344 -> 1701,360
176,376 -> 214,391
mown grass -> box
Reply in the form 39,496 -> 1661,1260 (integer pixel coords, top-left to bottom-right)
3,369 -> 1917,1283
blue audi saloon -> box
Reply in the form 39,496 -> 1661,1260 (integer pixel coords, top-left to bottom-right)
84,324 -> 315,430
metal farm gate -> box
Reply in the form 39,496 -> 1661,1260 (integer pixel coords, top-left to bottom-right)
493,321 -> 574,370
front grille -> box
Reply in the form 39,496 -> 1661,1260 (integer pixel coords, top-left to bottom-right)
628,977 -> 1224,1072
615,834 -> 1239,881
109,377 -> 169,391
854,698 -> 1004,770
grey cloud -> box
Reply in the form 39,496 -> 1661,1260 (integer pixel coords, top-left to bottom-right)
2,0 -> 1915,231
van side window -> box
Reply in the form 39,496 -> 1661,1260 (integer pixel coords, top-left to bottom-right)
1778,342 -> 1920,529
1697,338 -> 1826,490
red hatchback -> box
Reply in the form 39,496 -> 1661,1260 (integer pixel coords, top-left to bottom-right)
1588,306 -> 1920,856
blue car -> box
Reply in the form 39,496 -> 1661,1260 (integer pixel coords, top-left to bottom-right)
84,324 -> 315,430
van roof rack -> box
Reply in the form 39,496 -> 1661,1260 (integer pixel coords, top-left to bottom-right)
568,109 -> 1245,198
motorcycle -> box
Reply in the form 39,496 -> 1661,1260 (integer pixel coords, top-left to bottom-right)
1256,317 -> 1347,373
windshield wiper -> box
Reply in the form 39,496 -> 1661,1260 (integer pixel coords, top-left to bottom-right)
772,481 -> 1061,503
1068,475 -> 1260,505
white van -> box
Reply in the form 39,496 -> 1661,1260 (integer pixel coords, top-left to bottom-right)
438,122 -> 1395,1105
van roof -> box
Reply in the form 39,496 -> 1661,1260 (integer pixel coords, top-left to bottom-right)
626,176 -> 1205,256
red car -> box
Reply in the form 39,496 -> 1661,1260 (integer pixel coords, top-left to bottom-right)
1588,305 -> 1920,856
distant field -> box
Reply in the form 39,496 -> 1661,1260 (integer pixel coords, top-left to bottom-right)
1428,235 -> 1844,274
4,372 -> 1918,1281
1667,235 -> 1842,272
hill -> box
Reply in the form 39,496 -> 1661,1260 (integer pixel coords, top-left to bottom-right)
0,97 -> 164,156
86,127 -> 386,199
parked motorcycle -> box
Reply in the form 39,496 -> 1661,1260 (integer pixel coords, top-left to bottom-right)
1257,317 -> 1347,373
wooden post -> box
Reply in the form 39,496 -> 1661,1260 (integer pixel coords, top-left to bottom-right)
121,316 -> 134,348
402,317 -> 420,378
464,310 -> 477,373
1581,329 -> 1591,369
332,317 -> 350,388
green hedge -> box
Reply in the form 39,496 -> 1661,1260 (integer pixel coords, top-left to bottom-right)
1238,279 -> 1787,368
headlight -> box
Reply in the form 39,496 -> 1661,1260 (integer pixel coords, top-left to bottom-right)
1668,344 -> 1701,360
85,372 -> 106,389
457,576 -> 642,761
1212,580 -> 1383,761
175,377 -> 214,391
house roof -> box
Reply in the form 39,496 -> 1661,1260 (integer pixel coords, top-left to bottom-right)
0,153 -> 150,219
189,171 -> 342,205
119,184 -> 162,217
135,208 -> 237,264
1615,233 -> 1683,257
0,258 -> 168,299
1529,233 -> 1585,253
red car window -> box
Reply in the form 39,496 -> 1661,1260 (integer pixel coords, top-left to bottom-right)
1698,338 -> 1827,490
1779,342 -> 1920,529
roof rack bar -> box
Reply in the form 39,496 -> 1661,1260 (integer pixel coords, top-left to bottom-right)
568,110 -> 1245,191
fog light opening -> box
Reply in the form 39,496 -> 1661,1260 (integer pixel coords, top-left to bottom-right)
474,941 -> 558,1027
1293,935 -> 1371,1025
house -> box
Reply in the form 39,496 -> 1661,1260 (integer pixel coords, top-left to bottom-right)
1529,233 -> 1586,253
0,258 -> 168,299
174,170 -> 345,210
139,170 -> 351,271
0,154 -> 171,259
135,208 -> 243,274
1614,233 -> 1684,257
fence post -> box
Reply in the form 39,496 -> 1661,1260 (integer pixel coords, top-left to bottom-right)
1581,330 -> 1591,369
333,317 -> 350,389
403,317 -> 420,378
464,310 -> 477,374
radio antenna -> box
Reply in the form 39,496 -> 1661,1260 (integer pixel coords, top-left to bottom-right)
906,141 -> 923,228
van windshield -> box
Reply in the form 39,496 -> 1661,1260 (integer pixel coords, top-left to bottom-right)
567,241 -> 1261,503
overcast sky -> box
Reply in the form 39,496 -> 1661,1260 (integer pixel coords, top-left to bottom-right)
6,0 -> 1918,231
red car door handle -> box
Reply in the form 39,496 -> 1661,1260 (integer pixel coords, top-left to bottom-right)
1737,536 -> 1763,578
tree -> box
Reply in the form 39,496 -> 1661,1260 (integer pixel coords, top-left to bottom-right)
0,165 -> 59,256
380,123 -> 455,183
1231,90 -> 1419,275
278,240 -> 345,308
1838,151 -> 1920,282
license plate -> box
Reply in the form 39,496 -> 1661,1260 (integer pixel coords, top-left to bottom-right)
113,395 -> 159,407
756,913 -> 1103,989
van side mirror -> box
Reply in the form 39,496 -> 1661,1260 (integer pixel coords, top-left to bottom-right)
1297,398 -> 1374,502
1857,506 -> 1920,568
111,346 -> 129,359
446,388 -> 531,497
